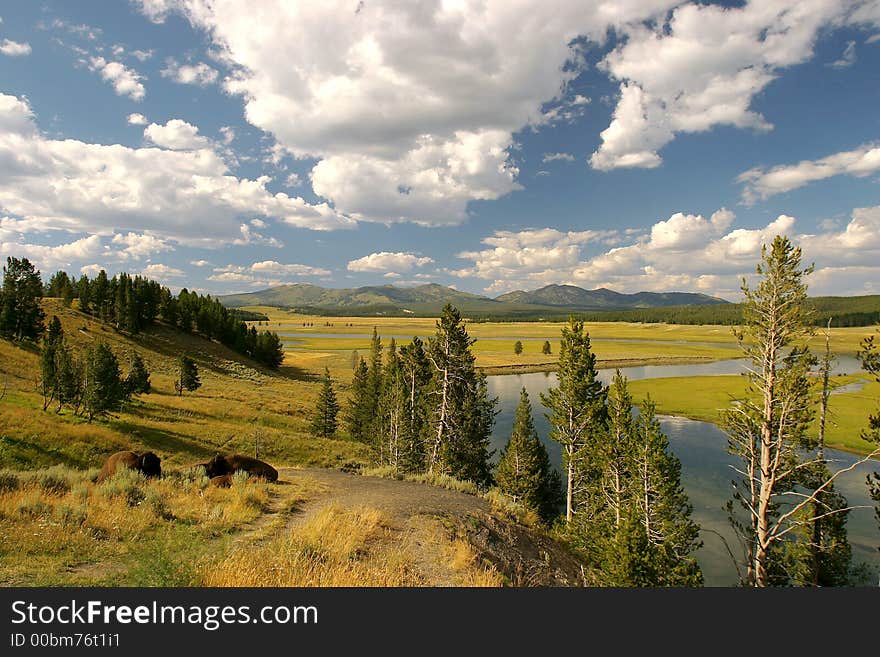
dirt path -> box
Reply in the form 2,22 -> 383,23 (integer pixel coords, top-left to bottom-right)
279,467 -> 489,527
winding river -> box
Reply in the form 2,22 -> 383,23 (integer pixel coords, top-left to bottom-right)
486,359 -> 880,586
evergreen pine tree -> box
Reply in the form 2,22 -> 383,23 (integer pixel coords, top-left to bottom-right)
399,337 -> 431,473
720,235 -> 864,586
578,370 -> 633,559
495,387 -> 563,523
40,316 -> 64,410
76,274 -> 91,313
174,355 -> 201,396
375,340 -> 408,467
514,340 -> 523,355
627,395 -> 702,586
365,327 -> 384,439
91,270 -> 110,320
424,304 -> 495,486
345,358 -> 372,443
124,351 -> 152,397
540,317 -> 606,523
856,332 -> 880,544
54,342 -> 82,414
0,257 -> 45,341
82,343 -> 124,421
311,367 -> 340,438
46,271 -> 70,297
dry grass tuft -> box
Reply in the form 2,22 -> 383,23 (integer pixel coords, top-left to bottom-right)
201,505 -> 420,586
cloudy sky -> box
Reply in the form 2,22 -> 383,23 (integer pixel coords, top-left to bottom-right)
1,0 -> 879,300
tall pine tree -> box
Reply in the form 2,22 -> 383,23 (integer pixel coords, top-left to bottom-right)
424,304 -> 495,486
495,387 -> 562,523
0,257 -> 45,341
540,318 -> 606,523
345,358 -> 372,443
311,367 -> 340,438
40,316 -> 64,410
375,340 -> 407,467
399,337 -> 431,473
174,355 -> 201,396
82,343 -> 124,421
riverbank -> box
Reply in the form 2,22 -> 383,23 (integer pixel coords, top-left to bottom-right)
478,355 -> 724,376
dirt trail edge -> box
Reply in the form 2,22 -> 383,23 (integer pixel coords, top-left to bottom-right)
277,467 -> 586,586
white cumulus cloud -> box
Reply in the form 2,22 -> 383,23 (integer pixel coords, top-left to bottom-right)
738,142 -> 880,203
0,235 -> 102,270
144,119 -> 211,150
142,263 -> 185,279
590,0 -> 877,170
347,251 -> 434,274
160,59 -> 219,86
88,57 -> 146,101
0,92 -> 354,247
134,0 -> 679,225
0,39 -> 31,56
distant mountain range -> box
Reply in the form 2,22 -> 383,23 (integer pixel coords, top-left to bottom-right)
219,283 -> 729,316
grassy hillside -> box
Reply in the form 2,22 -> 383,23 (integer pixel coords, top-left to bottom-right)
0,299 -> 369,471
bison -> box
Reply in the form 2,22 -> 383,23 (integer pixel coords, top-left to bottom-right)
97,450 -> 162,483
204,454 -> 278,482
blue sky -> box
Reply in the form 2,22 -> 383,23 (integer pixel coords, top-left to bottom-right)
1,0 -> 879,300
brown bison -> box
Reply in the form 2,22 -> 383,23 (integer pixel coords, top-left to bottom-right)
97,450 -> 162,483
204,454 -> 278,482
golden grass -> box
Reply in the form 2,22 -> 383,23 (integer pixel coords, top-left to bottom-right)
201,501 -> 507,587
444,538 -> 504,586
0,463 -> 310,585
201,505 -> 421,586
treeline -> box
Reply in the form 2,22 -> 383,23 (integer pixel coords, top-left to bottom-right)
1,257 -> 283,369
273,298 -> 880,327
230,309 -> 270,322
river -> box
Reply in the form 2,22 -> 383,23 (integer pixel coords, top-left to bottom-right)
486,359 -> 880,586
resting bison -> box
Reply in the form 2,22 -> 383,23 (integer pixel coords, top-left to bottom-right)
205,454 -> 278,482
97,450 -> 161,483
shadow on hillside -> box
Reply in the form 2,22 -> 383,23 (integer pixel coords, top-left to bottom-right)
277,363 -> 313,382
131,324 -> 309,383
122,401 -> 216,424
108,419 -> 218,461
0,434 -> 96,469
